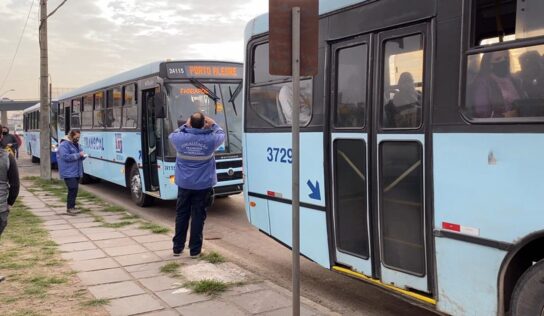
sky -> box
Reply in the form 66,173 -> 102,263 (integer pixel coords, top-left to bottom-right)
0,0 -> 268,100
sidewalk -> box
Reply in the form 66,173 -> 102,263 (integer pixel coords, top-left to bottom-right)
19,178 -> 336,316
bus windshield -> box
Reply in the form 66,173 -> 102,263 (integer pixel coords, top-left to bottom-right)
165,81 -> 242,157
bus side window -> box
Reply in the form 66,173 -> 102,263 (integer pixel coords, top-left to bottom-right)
247,42 -> 314,129
123,84 -> 137,129
94,91 -> 105,129
82,95 -> 93,129
464,0 -> 544,121
71,99 -> 81,129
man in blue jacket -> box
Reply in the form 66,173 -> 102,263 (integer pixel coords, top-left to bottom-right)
169,112 -> 225,258
57,130 -> 86,215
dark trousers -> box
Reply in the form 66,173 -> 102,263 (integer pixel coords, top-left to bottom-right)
0,211 -> 8,237
64,178 -> 79,209
172,187 -> 212,256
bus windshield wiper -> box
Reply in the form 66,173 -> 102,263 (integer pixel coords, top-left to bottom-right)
228,82 -> 242,115
189,79 -> 220,103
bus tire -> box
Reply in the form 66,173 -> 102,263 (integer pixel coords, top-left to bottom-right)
31,155 -> 39,163
129,165 -> 153,207
510,259 -> 544,316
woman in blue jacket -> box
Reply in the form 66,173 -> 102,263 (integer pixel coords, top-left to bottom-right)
57,130 -> 86,215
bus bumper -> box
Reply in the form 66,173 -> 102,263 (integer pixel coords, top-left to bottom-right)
214,183 -> 243,196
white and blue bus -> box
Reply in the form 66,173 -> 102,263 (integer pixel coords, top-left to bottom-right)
23,102 -> 59,164
243,0 -> 544,315
58,60 -> 244,206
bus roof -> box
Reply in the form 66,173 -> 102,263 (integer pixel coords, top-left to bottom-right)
23,101 -> 59,114
244,0 -> 368,41
58,60 -> 242,101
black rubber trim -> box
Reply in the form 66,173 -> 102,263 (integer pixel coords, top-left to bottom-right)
434,229 -> 513,251
248,191 -> 326,212
87,156 -> 125,165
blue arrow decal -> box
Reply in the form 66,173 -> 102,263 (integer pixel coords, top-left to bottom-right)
307,180 -> 321,201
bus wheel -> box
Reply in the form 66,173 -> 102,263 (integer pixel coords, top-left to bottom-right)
510,259 -> 544,316
129,165 -> 153,207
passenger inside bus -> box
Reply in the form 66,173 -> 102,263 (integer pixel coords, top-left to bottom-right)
384,72 -> 421,128
470,50 -> 524,118
518,51 -> 544,99
277,84 -> 311,125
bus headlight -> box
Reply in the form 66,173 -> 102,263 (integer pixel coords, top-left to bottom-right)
51,144 -> 58,152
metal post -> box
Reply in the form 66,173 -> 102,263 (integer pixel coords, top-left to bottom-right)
291,6 -> 301,316
39,0 -> 51,180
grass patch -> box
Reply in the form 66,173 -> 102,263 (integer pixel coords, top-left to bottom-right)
0,200 -> 104,314
200,251 -> 226,264
103,205 -> 125,213
160,262 -> 181,276
139,222 -> 170,234
185,279 -> 229,296
101,221 -> 136,228
120,213 -> 139,220
81,298 -> 111,307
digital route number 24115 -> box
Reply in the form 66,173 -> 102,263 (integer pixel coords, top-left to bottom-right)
266,147 -> 293,164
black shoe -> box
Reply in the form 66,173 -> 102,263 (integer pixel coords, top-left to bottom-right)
0,275 -> 5,283
190,252 -> 201,259
173,250 -> 182,257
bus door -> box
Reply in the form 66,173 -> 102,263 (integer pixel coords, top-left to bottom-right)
330,23 -> 431,294
141,88 -> 161,192
64,104 -> 71,135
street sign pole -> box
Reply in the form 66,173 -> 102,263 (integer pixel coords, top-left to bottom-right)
269,2 -> 317,314
291,7 -> 301,316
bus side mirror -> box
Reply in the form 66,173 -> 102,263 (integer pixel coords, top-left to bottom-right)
154,93 -> 166,119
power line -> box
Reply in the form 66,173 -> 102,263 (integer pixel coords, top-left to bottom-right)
0,0 -> 36,93
39,0 -> 69,30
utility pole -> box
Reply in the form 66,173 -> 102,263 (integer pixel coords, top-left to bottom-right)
39,0 -> 51,180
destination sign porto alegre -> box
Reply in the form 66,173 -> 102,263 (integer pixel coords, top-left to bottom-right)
165,63 -> 241,79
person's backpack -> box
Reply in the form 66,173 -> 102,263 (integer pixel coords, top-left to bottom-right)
14,133 -> 22,147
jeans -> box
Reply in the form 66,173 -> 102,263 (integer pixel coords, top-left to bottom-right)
0,211 -> 8,237
64,178 -> 79,209
172,187 -> 213,256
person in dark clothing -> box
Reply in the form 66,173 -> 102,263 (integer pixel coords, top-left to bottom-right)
169,112 -> 224,258
518,51 -> 544,99
1,127 -> 18,158
0,124 -> 21,283
56,130 -> 86,215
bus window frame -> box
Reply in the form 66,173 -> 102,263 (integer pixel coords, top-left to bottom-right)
460,0 -> 544,124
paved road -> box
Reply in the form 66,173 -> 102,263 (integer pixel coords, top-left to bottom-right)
20,157 -> 437,316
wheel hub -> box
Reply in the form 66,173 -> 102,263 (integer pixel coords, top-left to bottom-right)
131,174 -> 142,199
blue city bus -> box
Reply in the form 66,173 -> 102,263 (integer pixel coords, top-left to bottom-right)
58,60 -> 244,206
243,0 -> 544,315
23,102 -> 59,164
